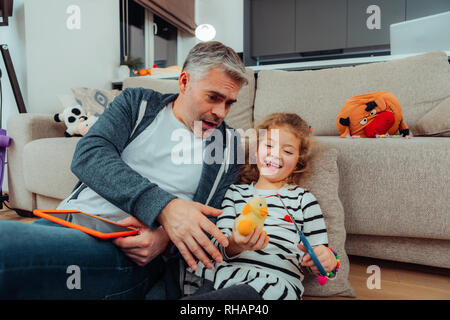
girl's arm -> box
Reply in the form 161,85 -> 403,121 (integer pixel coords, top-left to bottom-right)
298,191 -> 337,273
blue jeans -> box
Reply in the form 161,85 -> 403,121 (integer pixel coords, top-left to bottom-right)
0,219 -> 177,300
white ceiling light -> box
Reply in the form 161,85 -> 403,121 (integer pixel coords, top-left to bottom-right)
195,24 -> 216,41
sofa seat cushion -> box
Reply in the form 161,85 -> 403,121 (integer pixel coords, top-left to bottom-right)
316,136 -> 450,240
23,137 -> 81,201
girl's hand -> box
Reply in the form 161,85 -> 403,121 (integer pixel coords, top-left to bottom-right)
298,244 -> 337,274
225,223 -> 269,258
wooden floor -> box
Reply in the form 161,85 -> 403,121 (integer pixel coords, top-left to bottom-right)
304,255 -> 450,300
0,207 -> 37,223
1,208 -> 449,300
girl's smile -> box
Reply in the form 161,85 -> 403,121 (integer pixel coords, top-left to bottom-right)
261,156 -> 283,173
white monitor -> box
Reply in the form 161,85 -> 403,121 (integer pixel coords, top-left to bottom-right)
390,11 -> 450,55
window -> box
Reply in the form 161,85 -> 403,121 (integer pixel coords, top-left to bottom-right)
153,15 -> 177,68
120,0 -> 178,70
120,0 -> 145,69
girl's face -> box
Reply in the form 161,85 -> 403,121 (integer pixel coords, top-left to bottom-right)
256,126 -> 301,185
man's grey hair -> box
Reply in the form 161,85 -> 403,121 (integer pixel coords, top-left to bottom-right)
182,41 -> 248,87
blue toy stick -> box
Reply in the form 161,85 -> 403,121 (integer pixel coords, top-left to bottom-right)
276,196 -> 327,277
263,193 -> 331,285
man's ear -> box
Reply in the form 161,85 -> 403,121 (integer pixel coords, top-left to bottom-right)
178,71 -> 190,94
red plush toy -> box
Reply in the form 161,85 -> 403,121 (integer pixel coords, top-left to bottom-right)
336,91 -> 409,138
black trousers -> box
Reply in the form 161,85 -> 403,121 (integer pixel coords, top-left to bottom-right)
181,280 -> 263,300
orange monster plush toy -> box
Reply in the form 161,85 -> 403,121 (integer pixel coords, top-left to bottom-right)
337,91 -> 409,138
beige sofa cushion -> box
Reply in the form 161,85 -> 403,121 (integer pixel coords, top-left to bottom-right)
123,68 -> 256,130
298,147 -> 355,297
415,96 -> 450,137
23,137 -> 80,201
254,51 -> 450,136
71,88 -> 121,115
123,77 -> 179,93
317,136 -> 450,241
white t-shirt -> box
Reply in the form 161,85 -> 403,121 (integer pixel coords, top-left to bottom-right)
57,103 -> 205,222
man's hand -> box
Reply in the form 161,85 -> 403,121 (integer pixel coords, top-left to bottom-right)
113,216 -> 170,267
298,244 -> 337,274
157,198 -> 229,271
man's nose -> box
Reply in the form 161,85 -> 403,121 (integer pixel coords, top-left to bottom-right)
211,103 -> 227,120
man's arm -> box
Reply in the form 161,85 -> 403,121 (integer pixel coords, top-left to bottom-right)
70,88 -> 177,230
71,89 -> 228,269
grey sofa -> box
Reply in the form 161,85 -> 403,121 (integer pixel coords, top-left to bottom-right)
7,51 -> 450,269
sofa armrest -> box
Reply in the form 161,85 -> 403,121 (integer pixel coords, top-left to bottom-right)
7,114 -> 66,143
6,114 -> 67,212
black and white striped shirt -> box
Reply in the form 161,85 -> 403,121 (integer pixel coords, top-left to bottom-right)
185,183 -> 328,300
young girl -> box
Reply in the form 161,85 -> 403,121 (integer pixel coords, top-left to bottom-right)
183,113 -> 338,300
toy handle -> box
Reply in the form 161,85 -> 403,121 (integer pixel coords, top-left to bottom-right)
299,231 -> 327,276
299,232 -> 330,286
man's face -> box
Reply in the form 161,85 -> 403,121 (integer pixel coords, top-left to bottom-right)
178,67 -> 241,137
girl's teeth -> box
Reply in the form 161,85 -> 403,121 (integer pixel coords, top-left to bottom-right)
264,160 -> 281,168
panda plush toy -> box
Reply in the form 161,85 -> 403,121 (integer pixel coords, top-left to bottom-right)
54,105 -> 88,137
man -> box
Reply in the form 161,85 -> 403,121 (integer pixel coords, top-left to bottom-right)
0,41 -> 247,299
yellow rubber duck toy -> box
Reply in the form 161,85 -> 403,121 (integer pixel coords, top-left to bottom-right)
235,197 -> 269,236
